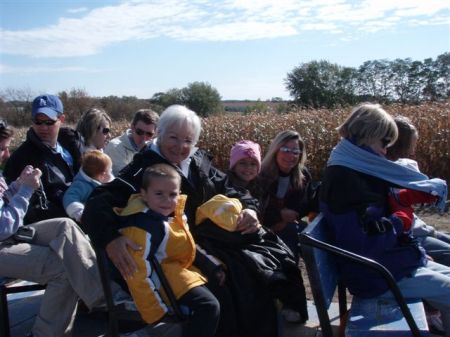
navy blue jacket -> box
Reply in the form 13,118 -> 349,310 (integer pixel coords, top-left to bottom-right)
320,165 -> 426,298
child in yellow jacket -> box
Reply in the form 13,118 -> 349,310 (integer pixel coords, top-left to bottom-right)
117,163 -> 220,337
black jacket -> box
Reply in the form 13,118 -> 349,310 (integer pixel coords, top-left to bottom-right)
3,127 -> 83,224
82,147 -> 225,249
259,167 -> 320,228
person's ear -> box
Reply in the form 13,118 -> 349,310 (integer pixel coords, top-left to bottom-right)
59,114 -> 65,123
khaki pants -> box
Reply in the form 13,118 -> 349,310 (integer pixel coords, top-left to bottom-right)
0,218 -> 104,337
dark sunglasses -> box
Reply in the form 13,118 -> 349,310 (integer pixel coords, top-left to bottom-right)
279,146 -> 302,155
135,128 -> 154,137
98,127 -> 110,135
33,119 -> 57,126
0,120 -> 7,129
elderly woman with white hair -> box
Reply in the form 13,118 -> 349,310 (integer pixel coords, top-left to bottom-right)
83,104 -> 259,337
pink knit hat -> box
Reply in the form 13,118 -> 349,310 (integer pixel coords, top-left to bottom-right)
229,140 -> 262,172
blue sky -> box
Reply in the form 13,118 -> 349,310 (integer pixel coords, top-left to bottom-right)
1,0 -> 449,100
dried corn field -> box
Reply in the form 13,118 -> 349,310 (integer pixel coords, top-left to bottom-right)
197,101 -> 449,184
9,100 -> 450,184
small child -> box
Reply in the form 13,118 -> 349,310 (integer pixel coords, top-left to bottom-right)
117,163 -> 220,337
63,150 -> 114,222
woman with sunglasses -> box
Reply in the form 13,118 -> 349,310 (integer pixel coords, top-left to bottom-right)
3,94 -> 83,224
76,107 -> 112,152
257,131 -> 320,261
256,130 -> 319,324
320,103 -> 450,335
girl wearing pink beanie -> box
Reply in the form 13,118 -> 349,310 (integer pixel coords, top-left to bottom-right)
229,140 -> 261,186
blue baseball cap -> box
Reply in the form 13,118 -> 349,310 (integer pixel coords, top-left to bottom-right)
31,94 -> 64,120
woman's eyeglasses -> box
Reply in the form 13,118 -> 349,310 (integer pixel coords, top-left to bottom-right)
33,119 -> 57,126
279,146 -> 302,155
135,128 -> 154,137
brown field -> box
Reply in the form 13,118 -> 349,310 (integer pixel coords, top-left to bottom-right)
10,100 -> 449,184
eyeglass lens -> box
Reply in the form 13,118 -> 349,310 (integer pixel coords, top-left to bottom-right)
33,119 -> 57,126
280,146 -> 302,155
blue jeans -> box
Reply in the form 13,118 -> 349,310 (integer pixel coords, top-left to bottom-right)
417,234 -> 450,267
380,261 -> 450,337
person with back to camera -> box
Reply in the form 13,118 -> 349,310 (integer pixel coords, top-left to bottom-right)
319,103 -> 450,336
258,130 -> 320,261
194,140 -> 309,334
76,107 -> 112,153
0,120 -> 106,337
105,109 -> 159,176
63,150 -> 114,223
116,163 -> 220,337
83,104 -> 260,337
3,94 -> 83,224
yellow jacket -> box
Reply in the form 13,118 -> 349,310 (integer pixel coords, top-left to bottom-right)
116,194 -> 206,324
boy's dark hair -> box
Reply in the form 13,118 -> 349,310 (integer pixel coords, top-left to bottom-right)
132,109 -> 159,127
142,163 -> 180,190
386,116 -> 417,161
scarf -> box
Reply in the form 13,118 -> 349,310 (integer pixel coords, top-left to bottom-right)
328,139 -> 447,211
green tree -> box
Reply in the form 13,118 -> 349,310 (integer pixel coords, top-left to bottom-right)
357,60 -> 393,102
285,60 -> 356,108
434,52 -> 450,99
150,89 -> 184,109
181,82 -> 222,117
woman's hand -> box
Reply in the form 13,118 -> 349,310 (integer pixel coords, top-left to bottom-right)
280,208 -> 299,223
236,208 -> 261,234
106,236 -> 142,279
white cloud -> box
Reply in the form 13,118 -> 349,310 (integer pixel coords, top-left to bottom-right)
67,7 -> 89,14
0,64 -> 104,75
0,0 -> 448,58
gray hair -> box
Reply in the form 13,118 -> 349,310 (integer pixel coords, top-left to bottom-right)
156,105 -> 202,145
338,103 -> 398,148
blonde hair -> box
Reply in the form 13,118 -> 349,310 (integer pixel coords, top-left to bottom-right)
82,150 -> 112,178
76,108 -> 112,146
260,130 -> 306,189
338,103 -> 398,147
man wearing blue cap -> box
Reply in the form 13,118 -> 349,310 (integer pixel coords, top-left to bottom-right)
3,94 -> 83,223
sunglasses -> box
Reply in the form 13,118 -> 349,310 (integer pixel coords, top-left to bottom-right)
0,120 -> 7,129
98,127 -> 110,135
135,128 -> 154,137
33,119 -> 57,126
279,146 -> 302,155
